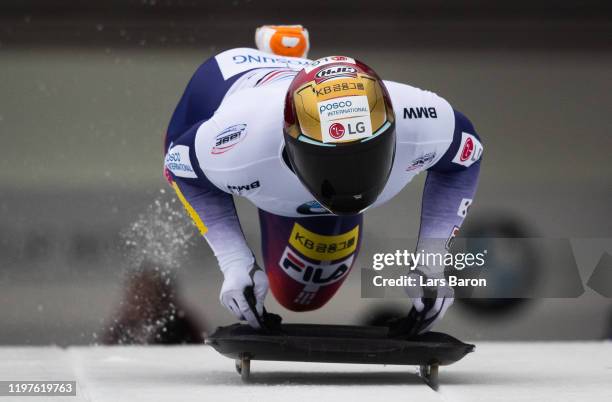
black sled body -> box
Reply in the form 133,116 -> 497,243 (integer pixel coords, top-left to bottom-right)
207,323 -> 473,365
206,323 -> 474,387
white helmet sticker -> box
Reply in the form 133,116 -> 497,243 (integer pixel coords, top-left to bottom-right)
318,95 -> 373,143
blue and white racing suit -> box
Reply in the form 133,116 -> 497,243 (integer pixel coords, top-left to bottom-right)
163,48 -> 482,322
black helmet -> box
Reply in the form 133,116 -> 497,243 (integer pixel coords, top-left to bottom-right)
284,56 -> 396,215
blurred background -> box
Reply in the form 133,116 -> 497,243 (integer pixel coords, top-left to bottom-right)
1,0 -> 611,345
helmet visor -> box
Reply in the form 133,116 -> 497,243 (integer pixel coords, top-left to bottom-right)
285,125 -> 395,215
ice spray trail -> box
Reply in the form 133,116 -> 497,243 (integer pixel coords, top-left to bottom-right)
102,189 -> 204,345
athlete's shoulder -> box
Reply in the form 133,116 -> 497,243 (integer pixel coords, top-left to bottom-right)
193,83 -> 286,176
383,80 -> 482,173
384,80 -> 455,144
213,47 -> 311,80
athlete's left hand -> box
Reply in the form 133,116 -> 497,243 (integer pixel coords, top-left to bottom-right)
389,268 -> 454,336
220,263 -> 269,329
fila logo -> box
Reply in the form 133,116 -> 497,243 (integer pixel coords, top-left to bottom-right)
279,247 -> 354,287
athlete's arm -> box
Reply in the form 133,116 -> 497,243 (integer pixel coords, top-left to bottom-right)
397,109 -> 483,336
164,122 -> 268,328
418,109 -> 482,266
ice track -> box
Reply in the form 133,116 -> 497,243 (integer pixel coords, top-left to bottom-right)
1,342 -> 610,401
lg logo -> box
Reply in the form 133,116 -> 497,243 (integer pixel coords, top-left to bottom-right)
328,122 -> 366,140
328,123 -> 345,139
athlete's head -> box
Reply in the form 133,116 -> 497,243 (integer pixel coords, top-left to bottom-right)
283,56 -> 396,215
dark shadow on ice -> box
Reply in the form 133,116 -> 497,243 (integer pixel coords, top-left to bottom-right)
243,370 -> 539,387
88,367 -> 538,387
113,369 -> 424,386
232,371 -> 424,386
436,370 -> 541,386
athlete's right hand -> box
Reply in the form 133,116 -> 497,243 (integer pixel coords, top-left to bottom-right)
220,263 -> 269,329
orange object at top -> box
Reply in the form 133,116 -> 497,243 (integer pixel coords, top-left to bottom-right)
255,25 -> 310,58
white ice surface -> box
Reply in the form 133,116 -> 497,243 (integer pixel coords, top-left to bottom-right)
1,343 -> 610,402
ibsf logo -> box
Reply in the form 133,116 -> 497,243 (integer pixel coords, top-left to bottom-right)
328,123 -> 345,139
211,124 -> 247,155
460,137 -> 474,161
279,247 -> 354,288
315,66 -> 357,81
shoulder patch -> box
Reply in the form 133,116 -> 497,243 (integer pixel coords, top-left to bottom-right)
452,132 -> 483,168
165,144 -> 197,178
